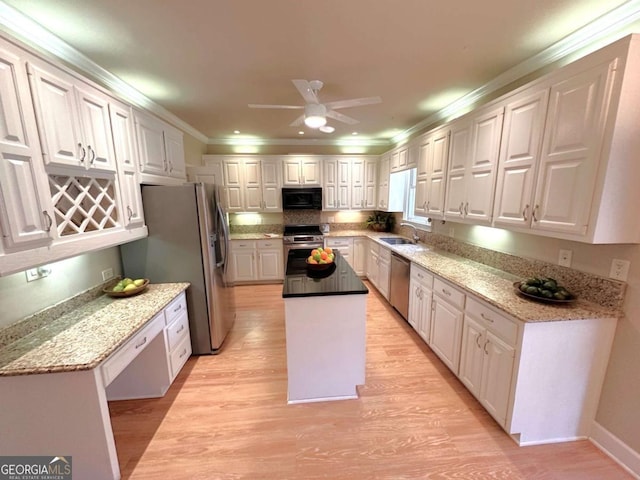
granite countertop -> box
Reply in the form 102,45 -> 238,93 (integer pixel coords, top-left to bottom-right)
0,283 -> 189,377
230,233 -> 283,240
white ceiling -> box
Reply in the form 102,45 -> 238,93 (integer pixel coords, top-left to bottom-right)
2,0 -> 639,147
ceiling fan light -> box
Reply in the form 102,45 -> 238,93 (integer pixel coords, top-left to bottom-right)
304,103 -> 327,128
319,125 -> 335,133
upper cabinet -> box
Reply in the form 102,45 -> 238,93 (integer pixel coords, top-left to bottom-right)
282,156 -> 321,186
27,59 -> 116,173
134,110 -> 185,183
222,157 -> 282,212
323,156 -> 377,211
0,42 -> 54,250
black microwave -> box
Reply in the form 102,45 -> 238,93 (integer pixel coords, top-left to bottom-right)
282,187 -> 322,210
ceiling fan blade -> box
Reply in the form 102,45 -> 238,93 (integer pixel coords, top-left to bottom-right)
292,79 -> 319,104
289,114 -> 305,127
324,96 -> 382,110
248,104 -> 303,109
326,110 -> 359,125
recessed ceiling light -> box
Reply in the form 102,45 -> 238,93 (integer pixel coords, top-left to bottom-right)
233,130 -> 240,134
319,125 -> 335,133
298,131 -> 304,135
352,132 -> 358,135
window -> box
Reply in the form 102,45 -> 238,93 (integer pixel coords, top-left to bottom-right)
403,168 -> 431,228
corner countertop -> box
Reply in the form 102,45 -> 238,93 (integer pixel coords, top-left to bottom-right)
230,233 -> 283,240
0,283 -> 190,377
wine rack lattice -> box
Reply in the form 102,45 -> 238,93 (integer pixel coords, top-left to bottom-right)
48,175 -> 118,236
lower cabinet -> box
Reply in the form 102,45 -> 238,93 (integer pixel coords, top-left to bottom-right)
367,240 -> 391,299
325,237 -> 353,266
164,293 -> 192,381
353,238 -> 367,276
429,277 -> 465,373
408,263 -> 433,343
459,297 -> 516,427
229,239 -> 283,284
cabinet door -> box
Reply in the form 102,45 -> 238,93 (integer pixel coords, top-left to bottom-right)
377,155 -> 390,209
282,158 -> 301,185
222,160 -> 244,211
533,60 -> 615,235
367,247 -> 378,283
135,111 -> 166,175
430,295 -> 463,373
466,107 -> 503,223
261,159 -> 281,211
300,158 -> 321,185
353,238 -> 366,276
243,159 -> 262,211
229,250 -> 255,282
479,331 -> 515,427
109,102 -> 138,173
351,158 -> 365,209
27,62 -> 83,168
414,137 -> 431,216
444,120 -> 471,219
459,316 -> 485,396
417,287 -> 432,343
322,158 -> 338,210
378,257 -> 390,300
493,88 -> 549,228
363,157 -> 377,209
390,150 -> 400,172
120,169 -> 144,228
75,84 -> 116,172
258,249 -> 282,281
408,278 -> 421,330
0,45 -> 53,248
337,158 -> 351,209
164,127 -> 185,179
426,128 -> 449,218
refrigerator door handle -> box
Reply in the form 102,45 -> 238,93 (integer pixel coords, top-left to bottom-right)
217,203 -> 230,269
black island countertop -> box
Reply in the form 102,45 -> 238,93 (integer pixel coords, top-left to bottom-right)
282,250 -> 369,298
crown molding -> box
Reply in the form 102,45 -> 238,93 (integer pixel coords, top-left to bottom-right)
0,1 -> 209,144
392,0 -> 640,144
207,137 -> 391,147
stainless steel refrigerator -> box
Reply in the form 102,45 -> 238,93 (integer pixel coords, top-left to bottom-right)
120,183 -> 235,354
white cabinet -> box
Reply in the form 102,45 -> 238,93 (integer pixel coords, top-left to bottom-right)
459,297 -> 517,427
134,110 -> 185,182
228,239 -> 283,283
366,240 -> 390,299
377,155 -> 406,213
27,59 -> 116,173
163,293 -> 192,381
282,156 -> 321,186
323,157 -> 376,210
109,101 -> 144,228
444,106 -> 503,224
363,157 -> 378,209
0,42 -> 54,250
223,157 -> 282,212
414,127 -> 450,219
353,238 -> 367,276
408,264 -> 433,343
390,146 -> 408,172
325,237 -> 353,267
430,277 -> 465,373
377,154 -> 390,210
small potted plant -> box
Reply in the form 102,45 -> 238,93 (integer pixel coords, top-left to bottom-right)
365,211 -> 395,232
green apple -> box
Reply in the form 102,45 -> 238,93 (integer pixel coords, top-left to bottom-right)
123,278 -> 133,286
112,284 -> 125,292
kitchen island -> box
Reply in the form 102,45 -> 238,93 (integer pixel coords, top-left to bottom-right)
283,251 -> 368,403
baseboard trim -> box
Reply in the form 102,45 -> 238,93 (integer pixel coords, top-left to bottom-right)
590,421 -> 640,479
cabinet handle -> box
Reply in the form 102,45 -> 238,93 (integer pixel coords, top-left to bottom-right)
417,273 -> 423,279
475,333 -> 482,349
480,312 -> 494,323
458,202 -> 464,215
264,243 -> 272,247
464,202 -> 469,216
361,199 -> 364,207
522,204 -> 529,221
441,288 -> 451,297
483,339 -> 490,355
179,348 -> 188,359
415,286 -> 421,297
42,211 -> 53,232
78,143 -> 86,163
135,336 -> 147,349
532,204 -> 539,222
426,201 -> 430,212
169,161 -> 174,173
173,304 -> 182,313
87,145 -> 95,164
176,324 -> 185,334
127,205 -> 134,221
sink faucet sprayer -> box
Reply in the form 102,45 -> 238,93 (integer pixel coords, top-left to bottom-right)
399,222 -> 420,243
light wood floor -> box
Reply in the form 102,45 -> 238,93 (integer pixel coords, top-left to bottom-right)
109,283 -> 630,479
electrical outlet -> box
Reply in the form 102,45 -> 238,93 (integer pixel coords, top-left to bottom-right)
609,259 -> 630,281
25,266 -> 51,282
101,268 -> 114,281
558,249 -> 572,267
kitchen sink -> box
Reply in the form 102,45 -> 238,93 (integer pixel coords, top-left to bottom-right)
380,237 -> 414,245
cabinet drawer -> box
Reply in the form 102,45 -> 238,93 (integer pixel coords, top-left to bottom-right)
231,240 -> 256,250
164,292 -> 187,326
166,310 -> 190,351
433,277 -> 465,309
410,264 -> 433,288
326,237 -> 353,248
466,297 -> 518,345
257,239 -> 282,249
378,245 -> 391,262
170,334 -> 192,379
101,312 -> 164,387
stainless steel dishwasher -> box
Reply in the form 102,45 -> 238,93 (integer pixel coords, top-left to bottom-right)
390,253 -> 410,320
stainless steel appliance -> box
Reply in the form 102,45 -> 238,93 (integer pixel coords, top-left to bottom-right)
283,224 -> 324,270
282,187 -> 322,210
120,183 -> 235,354
390,252 -> 410,320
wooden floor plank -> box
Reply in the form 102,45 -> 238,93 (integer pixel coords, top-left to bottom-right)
109,282 -> 631,479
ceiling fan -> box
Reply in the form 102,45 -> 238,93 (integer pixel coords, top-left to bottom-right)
248,79 -> 382,132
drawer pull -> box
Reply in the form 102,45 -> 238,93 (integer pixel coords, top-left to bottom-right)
179,348 -> 188,359
264,243 -> 272,246
441,288 -> 451,296
475,334 -> 482,349
483,339 -> 490,355
480,313 -> 494,323
173,304 -> 182,313
176,324 -> 185,334
135,336 -> 147,349
417,273 -> 423,279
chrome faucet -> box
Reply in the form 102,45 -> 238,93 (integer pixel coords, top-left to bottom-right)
400,222 -> 420,243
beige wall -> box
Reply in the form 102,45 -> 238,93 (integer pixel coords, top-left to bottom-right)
430,221 -> 640,452
183,132 -> 207,167
0,247 -> 122,328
